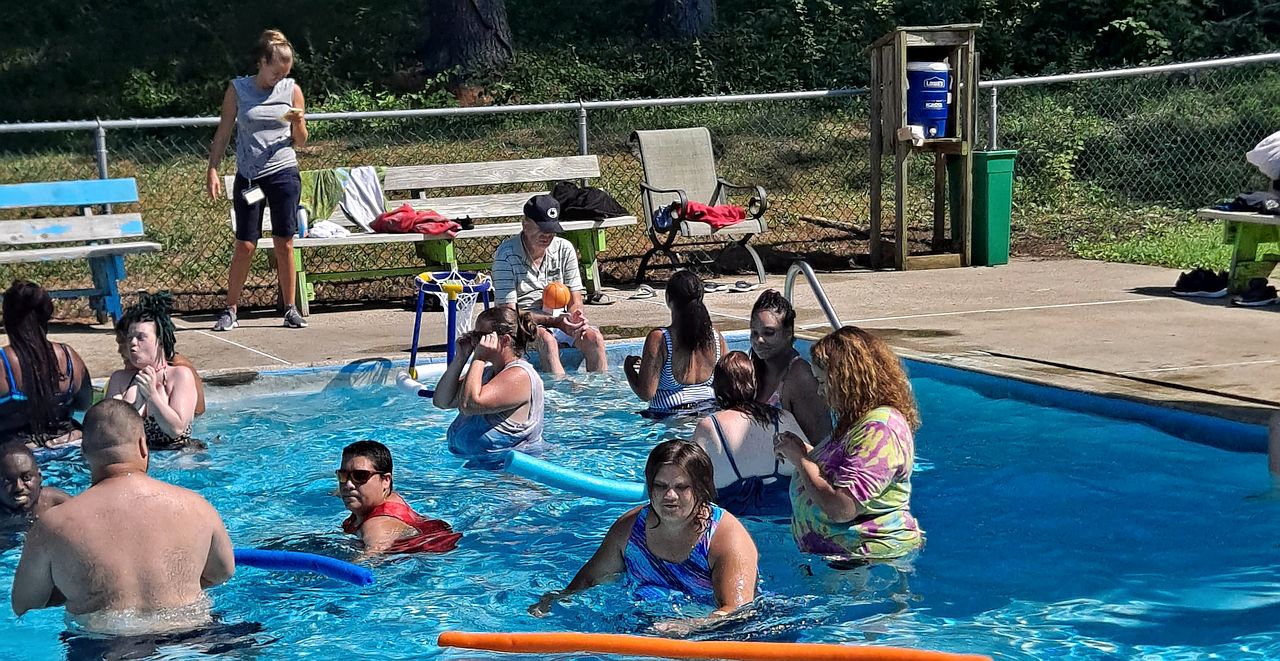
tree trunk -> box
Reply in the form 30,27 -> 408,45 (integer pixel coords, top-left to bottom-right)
651,0 -> 715,38
423,0 -> 515,78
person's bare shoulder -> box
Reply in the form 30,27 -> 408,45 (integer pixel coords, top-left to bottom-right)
711,510 -> 756,555
43,487 -> 72,507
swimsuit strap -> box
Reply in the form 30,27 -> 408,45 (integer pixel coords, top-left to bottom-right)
0,349 -> 20,400
59,343 -> 75,396
768,409 -> 785,479
659,328 -> 676,383
710,414 -> 745,480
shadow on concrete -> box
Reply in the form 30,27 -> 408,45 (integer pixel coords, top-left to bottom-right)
1128,286 -> 1280,313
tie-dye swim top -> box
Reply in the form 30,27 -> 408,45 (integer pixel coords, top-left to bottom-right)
790,406 -> 922,561
623,504 -> 723,603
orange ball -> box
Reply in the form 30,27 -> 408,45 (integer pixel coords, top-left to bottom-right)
542,282 -> 572,309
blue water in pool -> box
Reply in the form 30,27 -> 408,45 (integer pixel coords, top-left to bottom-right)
2,346 -> 1278,660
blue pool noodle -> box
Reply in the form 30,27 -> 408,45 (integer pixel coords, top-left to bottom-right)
504,451 -> 647,503
233,549 -> 374,586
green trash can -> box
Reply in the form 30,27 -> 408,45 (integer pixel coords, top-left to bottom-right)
948,150 -> 1017,266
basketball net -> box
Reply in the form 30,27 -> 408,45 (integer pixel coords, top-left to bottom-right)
428,268 -> 486,335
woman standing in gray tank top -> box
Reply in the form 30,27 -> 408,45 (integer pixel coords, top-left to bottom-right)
205,29 -> 309,331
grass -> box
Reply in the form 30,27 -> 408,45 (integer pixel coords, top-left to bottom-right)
1072,220 -> 1233,271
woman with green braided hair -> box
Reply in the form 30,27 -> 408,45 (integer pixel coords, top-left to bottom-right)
106,293 -> 200,450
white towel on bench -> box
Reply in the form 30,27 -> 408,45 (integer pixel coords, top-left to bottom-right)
338,166 -> 385,232
308,220 -> 351,238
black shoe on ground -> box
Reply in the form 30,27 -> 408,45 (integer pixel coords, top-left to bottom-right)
1172,267 -> 1228,298
1233,278 -> 1278,307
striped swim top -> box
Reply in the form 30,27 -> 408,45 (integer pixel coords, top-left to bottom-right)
649,328 -> 721,414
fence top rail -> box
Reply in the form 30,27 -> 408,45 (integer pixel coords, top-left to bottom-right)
980,51 -> 1280,89
0,88 -> 867,134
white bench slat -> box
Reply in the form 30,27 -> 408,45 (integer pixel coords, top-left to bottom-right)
1196,208 -> 1280,226
383,156 -> 601,190
406,192 -> 540,219
0,213 -> 145,245
0,241 -> 162,264
254,216 -> 637,249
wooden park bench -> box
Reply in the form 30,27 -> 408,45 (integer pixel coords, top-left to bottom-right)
227,155 -> 636,316
0,178 -> 161,323
1195,207 -> 1280,293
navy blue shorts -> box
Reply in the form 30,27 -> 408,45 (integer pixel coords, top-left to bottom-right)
232,167 -> 300,242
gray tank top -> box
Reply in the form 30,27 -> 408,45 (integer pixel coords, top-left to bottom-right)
487,359 -> 544,441
231,76 -> 298,181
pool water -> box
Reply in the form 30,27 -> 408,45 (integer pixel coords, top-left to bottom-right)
2,342 -> 1278,660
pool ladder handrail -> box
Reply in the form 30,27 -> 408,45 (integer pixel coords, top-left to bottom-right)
783,260 -> 843,331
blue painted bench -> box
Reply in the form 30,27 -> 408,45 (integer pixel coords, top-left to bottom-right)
0,178 -> 162,323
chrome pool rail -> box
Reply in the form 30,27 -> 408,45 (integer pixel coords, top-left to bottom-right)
783,260 -> 843,331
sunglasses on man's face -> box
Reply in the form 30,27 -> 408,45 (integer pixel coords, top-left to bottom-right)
335,469 -> 385,486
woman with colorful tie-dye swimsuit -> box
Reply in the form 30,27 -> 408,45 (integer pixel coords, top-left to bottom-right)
774,326 -> 923,563
789,406 -> 921,560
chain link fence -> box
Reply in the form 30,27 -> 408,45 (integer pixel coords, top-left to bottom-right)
3,52 -> 1278,316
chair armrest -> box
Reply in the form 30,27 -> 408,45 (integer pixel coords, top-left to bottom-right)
639,182 -> 689,219
714,179 -> 768,219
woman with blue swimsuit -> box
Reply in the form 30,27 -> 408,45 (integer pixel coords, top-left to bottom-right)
0,281 -> 93,450
531,440 -> 758,618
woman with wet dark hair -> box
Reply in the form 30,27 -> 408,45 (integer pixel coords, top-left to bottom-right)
749,289 -> 832,443
624,270 -> 727,417
105,292 -> 200,450
691,351 -> 804,516
531,440 -> 757,617
0,281 -> 93,449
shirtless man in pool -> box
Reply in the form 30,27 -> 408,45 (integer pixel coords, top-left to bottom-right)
10,400 -> 234,633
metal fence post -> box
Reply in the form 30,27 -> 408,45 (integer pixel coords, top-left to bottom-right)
94,120 -> 112,213
576,102 -> 589,186
576,102 -> 589,155
987,87 -> 998,151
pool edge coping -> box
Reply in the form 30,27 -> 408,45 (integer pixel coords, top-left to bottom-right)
193,329 -> 1270,454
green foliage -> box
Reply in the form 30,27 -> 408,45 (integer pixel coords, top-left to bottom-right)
1,0 -> 1276,121
999,95 -> 1112,189
1072,219 -> 1232,271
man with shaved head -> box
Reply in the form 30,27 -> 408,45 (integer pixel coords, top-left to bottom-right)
10,400 -> 234,633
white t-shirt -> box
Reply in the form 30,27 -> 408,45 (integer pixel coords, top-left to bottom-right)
492,234 -> 585,309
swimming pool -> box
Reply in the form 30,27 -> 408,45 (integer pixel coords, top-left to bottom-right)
2,336 -> 1277,660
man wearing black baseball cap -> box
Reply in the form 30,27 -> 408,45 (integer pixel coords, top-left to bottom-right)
490,194 -> 607,374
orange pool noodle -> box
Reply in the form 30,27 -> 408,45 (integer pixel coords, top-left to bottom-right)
437,631 -> 992,661
542,282 -> 572,309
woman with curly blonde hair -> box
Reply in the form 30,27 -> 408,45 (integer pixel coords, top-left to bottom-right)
773,326 -> 922,562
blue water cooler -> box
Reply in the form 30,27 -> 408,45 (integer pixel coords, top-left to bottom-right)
906,62 -> 951,138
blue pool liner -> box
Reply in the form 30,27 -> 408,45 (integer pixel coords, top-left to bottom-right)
233,548 -> 374,586
905,359 -> 1269,454
504,451 -> 647,503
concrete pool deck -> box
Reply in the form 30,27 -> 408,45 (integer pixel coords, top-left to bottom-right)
16,258 -> 1279,426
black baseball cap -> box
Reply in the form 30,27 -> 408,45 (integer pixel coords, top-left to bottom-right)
523,194 -> 564,232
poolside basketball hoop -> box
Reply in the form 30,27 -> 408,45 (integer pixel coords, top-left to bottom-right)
407,270 -> 492,384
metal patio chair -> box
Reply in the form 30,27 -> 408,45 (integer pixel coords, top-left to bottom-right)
631,127 -> 769,284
